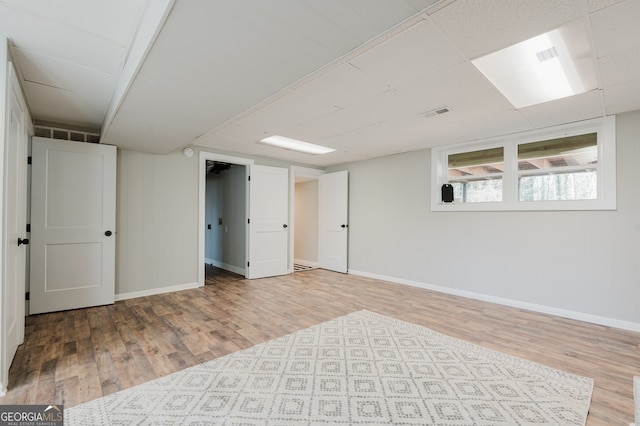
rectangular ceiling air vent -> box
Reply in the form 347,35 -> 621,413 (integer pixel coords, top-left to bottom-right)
423,107 -> 450,118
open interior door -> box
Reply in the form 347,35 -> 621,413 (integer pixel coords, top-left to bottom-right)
30,137 -> 116,314
1,64 -> 28,395
248,165 -> 288,279
319,171 -> 348,273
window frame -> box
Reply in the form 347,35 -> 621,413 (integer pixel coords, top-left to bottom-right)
431,116 -> 616,211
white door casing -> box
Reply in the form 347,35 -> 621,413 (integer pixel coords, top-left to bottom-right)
30,137 -> 116,314
319,171 -> 349,273
1,64 -> 28,395
248,165 -> 288,279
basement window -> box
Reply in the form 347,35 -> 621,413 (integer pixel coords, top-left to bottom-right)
517,133 -> 597,201
448,147 -> 504,203
431,116 -> 616,211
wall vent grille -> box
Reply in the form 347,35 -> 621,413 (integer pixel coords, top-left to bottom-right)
34,125 -> 100,143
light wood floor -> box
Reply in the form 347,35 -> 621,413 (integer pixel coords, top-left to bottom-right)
1,266 -> 638,425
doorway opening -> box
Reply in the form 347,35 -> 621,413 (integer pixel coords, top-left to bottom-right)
204,160 -> 247,277
289,166 -> 323,273
289,167 -> 349,274
198,152 -> 254,286
293,175 -> 319,272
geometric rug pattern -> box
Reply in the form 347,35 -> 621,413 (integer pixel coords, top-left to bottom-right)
66,310 -> 593,425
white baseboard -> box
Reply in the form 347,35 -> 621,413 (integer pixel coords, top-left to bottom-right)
115,282 -> 201,302
348,269 -> 640,333
294,259 -> 319,268
205,258 -> 245,276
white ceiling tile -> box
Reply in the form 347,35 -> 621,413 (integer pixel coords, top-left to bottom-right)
281,125 -> 341,144
140,11 -> 324,93
305,150 -> 371,167
350,19 -> 464,87
222,142 -> 276,159
303,99 -> 387,138
5,1 -> 640,166
228,110 -> 284,135
103,123 -> 179,153
1,0 -> 147,47
388,62 -> 495,114
292,63 -> 390,110
407,0 -> 443,11
588,0 -> 626,12
404,120 -> 474,148
431,0 -> 587,58
1,5 -> 126,74
216,1 -> 355,64
112,80 -> 206,138
598,46 -> 640,85
23,81 -> 108,128
591,0 -> 640,57
195,123 -> 267,149
244,0 -> 362,56
442,89 -> 515,125
302,0 -> 437,43
259,90 -> 342,130
518,90 -> 605,128
463,110 -> 534,140
338,0 -> 435,33
15,48 -> 115,94
299,0 -> 387,44
603,80 -> 640,114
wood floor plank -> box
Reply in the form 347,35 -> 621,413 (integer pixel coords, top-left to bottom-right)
0,266 -> 638,425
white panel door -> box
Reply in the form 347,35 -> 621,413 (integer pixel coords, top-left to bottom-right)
30,137 -> 116,314
248,165 -> 288,279
319,171 -> 349,273
2,64 -> 28,393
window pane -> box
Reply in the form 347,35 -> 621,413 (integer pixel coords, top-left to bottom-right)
448,147 -> 504,177
519,171 -> 597,201
450,178 -> 503,203
518,133 -> 597,171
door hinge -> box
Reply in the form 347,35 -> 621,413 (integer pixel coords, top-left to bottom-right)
25,292 -> 30,301
26,224 -> 30,232
247,218 -> 250,224
27,156 -> 32,164
247,261 -> 250,267
248,175 -> 251,181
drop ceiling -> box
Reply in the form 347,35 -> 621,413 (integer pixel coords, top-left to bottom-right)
3,0 -> 640,167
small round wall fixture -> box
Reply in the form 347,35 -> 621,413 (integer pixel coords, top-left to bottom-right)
182,147 -> 194,158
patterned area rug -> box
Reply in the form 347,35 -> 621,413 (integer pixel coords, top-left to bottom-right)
66,310 -> 593,425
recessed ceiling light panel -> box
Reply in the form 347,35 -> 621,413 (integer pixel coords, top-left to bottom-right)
259,135 -> 336,155
471,19 -> 598,109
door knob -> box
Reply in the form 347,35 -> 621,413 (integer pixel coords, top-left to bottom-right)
105,230 -> 113,237
283,224 -> 288,229
17,238 -> 29,246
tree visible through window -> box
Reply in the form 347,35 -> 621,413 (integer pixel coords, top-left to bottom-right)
431,116 -> 616,211
517,133 -> 597,201
448,147 -> 503,203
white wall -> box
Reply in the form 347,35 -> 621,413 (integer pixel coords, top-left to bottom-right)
116,149 -> 199,294
114,113 -> 639,328
294,180 -> 318,264
327,110 -> 640,328
116,146 -> 305,295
